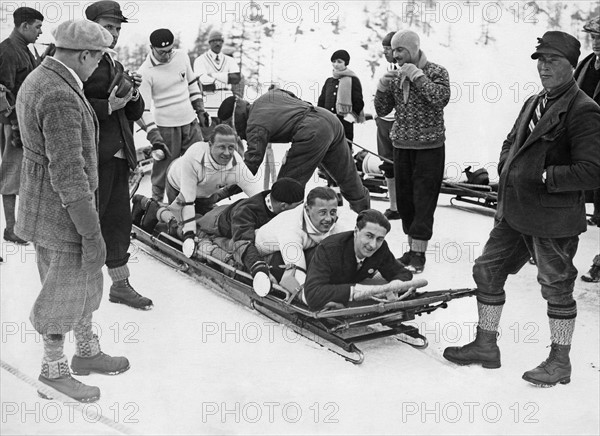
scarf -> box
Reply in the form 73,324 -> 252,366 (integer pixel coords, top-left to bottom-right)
332,68 -> 366,123
400,50 -> 428,104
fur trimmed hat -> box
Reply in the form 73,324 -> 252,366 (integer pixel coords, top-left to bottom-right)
271,178 -> 304,204
330,49 -> 350,66
391,30 -> 420,62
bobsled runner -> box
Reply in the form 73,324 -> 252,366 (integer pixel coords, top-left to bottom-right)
353,150 -> 499,211
130,225 -> 476,364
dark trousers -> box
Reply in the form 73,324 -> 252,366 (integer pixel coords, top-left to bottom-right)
376,118 -> 394,178
98,158 -> 132,269
394,146 -> 445,241
279,112 -> 369,211
473,219 -> 578,319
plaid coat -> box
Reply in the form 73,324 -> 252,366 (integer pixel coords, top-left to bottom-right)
15,56 -> 100,253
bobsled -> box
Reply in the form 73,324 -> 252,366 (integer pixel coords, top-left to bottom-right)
130,225 -> 475,364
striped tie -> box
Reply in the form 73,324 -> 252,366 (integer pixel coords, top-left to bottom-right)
529,94 -> 547,134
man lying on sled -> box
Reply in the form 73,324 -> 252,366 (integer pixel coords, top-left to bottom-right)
194,177 -> 304,295
132,124 -> 261,244
304,209 -> 414,310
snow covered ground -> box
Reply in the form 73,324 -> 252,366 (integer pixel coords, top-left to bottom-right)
1,1 -> 600,435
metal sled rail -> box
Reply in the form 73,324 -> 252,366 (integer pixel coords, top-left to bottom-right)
131,226 -> 476,364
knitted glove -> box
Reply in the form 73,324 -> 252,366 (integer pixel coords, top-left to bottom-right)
400,64 -> 425,82
192,99 -> 210,127
147,129 -> 170,161
377,70 -> 398,92
65,196 -> 106,274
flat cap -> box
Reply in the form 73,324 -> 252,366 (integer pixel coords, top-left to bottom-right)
531,31 -> 581,67
52,19 -> 115,54
583,17 -> 600,35
85,0 -> 128,22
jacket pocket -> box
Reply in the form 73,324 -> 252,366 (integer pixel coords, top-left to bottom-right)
539,191 -> 580,208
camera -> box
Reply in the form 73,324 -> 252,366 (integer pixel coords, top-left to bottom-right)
108,69 -> 136,98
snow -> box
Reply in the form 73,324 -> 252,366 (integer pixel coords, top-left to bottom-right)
1,1 -> 600,435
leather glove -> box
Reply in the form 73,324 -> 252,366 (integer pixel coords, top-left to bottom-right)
400,63 -> 425,82
10,122 -> 22,148
250,260 -> 271,297
147,129 -> 170,161
108,83 -> 133,112
65,196 -> 106,274
377,70 -> 398,92
182,231 -> 197,258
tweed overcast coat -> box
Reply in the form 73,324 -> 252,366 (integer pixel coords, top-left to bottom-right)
15,56 -> 100,252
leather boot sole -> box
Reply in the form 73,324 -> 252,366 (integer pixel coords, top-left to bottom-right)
443,351 -> 501,369
521,373 -> 571,387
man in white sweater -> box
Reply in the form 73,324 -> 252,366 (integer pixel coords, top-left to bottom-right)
254,186 -> 344,288
193,29 -> 242,123
137,28 -> 209,201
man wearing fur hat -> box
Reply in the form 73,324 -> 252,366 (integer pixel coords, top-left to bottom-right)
137,28 -> 208,201
444,31 -> 600,387
574,16 -> 600,283
193,29 -> 243,131
374,30 -> 450,274
84,0 -> 153,310
16,19 -> 130,403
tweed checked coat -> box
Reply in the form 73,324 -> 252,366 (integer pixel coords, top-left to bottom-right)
15,56 -> 100,252
496,80 -> 600,238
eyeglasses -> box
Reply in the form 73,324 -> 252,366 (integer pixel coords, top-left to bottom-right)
152,46 -> 174,56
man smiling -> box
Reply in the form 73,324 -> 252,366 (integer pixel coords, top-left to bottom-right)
254,186 -> 342,287
304,209 -> 413,311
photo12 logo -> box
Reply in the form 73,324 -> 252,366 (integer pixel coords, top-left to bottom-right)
199,1 -> 339,24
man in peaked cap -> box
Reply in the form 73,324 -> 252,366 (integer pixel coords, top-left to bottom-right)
16,19 -> 129,403
84,1 -> 154,311
136,27 -> 207,202
575,16 -> 600,283
0,7 -> 44,247
444,31 -> 600,388
193,28 -> 243,135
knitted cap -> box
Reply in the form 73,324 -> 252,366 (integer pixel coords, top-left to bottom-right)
391,30 -> 420,62
208,29 -> 224,42
330,49 -> 350,66
531,31 -> 581,67
271,178 -> 304,204
150,28 -> 174,48
382,31 -> 396,47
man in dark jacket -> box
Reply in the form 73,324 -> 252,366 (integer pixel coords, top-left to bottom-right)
443,31 -> 600,387
574,16 -> 600,283
84,1 -> 153,310
0,7 -> 43,245
196,177 -> 304,295
304,209 -> 413,311
217,88 -> 370,213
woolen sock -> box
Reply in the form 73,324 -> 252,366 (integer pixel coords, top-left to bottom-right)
549,318 -> 575,346
477,302 -> 503,332
108,264 -> 130,283
73,314 -> 101,357
42,334 -> 69,378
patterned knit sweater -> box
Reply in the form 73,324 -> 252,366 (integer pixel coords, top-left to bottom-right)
374,61 -> 450,149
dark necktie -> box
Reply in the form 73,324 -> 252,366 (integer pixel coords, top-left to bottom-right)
356,259 -> 363,271
528,94 -> 547,135
215,54 -> 220,62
